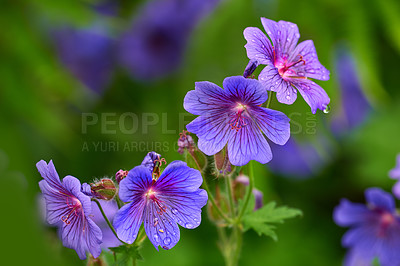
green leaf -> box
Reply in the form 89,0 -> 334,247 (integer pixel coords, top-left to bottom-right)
242,202 -> 302,241
109,245 -> 143,266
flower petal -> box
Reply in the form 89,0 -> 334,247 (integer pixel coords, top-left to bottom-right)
260,18 -> 300,59
365,188 -> 395,212
333,199 -> 369,227
36,160 -> 64,191
155,161 -> 203,193
63,175 -> 92,216
227,118 -> 272,166
290,79 -> 330,114
119,166 -> 152,202
113,199 -> 146,244
290,40 -> 330,81
184,81 -> 231,116
249,106 -> 290,145
144,200 -> 180,251
158,189 -> 208,229
141,151 -> 161,173
243,27 -> 274,65
186,113 -> 231,156
83,218 -> 103,258
259,65 -> 297,105
223,76 -> 268,106
39,180 -> 69,225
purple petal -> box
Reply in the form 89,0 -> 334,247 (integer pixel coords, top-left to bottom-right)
141,151 -> 161,173
243,27 -> 274,65
259,65 -> 297,104
222,76 -> 268,106
365,188 -> 395,212
158,189 -> 208,229
333,199 -> 369,227
119,166 -> 152,203
344,249 -> 373,266
289,40 -> 330,81
36,160 -> 63,191
252,189 -> 263,210
392,181 -> 400,200
154,161 -> 203,193
63,176 -> 92,216
39,180 -> 69,225
227,118 -> 272,166
91,200 -> 120,249
249,106 -> 290,145
290,79 -> 330,114
113,199 -> 146,244
143,200 -> 180,251
260,18 -> 300,59
186,113 -> 232,156
184,81 -> 231,116
389,154 -> 400,180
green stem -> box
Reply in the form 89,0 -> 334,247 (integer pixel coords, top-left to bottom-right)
232,225 -> 243,266
202,177 -> 233,224
225,175 -> 235,218
236,162 -> 254,222
91,198 -> 128,245
266,91 -> 273,109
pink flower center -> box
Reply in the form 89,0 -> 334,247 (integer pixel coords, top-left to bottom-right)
146,189 -> 167,215
378,212 -> 396,237
275,54 -> 306,79
230,103 -> 248,131
61,196 -> 82,225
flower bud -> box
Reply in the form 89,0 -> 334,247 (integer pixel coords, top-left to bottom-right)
91,178 -> 117,200
177,131 -> 195,154
233,174 -> 263,211
115,169 -> 129,184
243,59 -> 259,78
214,148 -> 234,176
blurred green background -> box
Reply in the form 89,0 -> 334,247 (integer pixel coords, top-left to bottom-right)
1,0 -> 400,265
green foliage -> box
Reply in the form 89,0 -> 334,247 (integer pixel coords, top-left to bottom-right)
242,202 -> 302,241
109,245 -> 143,266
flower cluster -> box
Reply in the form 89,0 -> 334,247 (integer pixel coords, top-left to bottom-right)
37,152 -> 208,259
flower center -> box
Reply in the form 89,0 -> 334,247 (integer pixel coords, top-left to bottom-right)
230,103 -> 248,131
61,196 -> 82,225
146,189 -> 167,215
276,54 -> 306,78
378,212 -> 396,237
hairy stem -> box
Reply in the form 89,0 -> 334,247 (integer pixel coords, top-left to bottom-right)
91,198 -> 128,245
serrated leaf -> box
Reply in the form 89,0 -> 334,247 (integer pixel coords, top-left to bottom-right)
242,201 -> 302,241
109,245 -> 143,266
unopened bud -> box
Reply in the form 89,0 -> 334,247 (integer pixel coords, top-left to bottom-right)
233,174 -> 263,211
214,148 -> 234,176
243,59 -> 259,78
91,178 -> 117,200
177,131 -> 195,154
115,169 -> 129,184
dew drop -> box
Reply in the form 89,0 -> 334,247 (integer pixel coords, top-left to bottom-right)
286,95 -> 291,100
308,69 -> 315,74
171,208 -> 178,215
270,86 -> 274,90
277,30 -> 281,35
153,234 -> 160,243
163,237 -> 171,245
267,31 -> 272,35
286,38 -> 291,42
322,75 -> 327,80
185,223 -> 194,229
295,33 -> 300,38
297,71 -> 305,76
323,105 -> 331,114
275,81 -> 279,85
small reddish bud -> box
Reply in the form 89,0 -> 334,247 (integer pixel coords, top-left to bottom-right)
91,178 -> 117,201
115,169 -> 129,184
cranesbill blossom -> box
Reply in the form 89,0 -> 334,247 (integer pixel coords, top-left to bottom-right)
243,18 -> 330,114
389,154 -> 400,199
37,160 -> 102,259
333,188 -> 400,265
331,47 -> 371,137
113,161 -> 208,250
184,76 -> 290,166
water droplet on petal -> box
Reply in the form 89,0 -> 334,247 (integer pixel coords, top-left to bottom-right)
286,38 -> 291,42
275,81 -> 279,85
286,95 -> 291,100
153,234 -> 160,243
267,31 -> 272,35
277,30 -> 281,35
163,237 -> 171,245
185,223 -> 194,229
323,105 -> 331,114
295,33 -> 300,38
171,208 -> 178,215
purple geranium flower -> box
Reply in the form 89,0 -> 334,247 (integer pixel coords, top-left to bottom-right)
184,76 -> 290,166
333,188 -> 400,265
141,151 -> 161,172
389,154 -> 400,199
37,160 -> 102,259
113,161 -> 208,250
119,0 -> 220,80
243,18 -> 330,114
331,46 -> 371,137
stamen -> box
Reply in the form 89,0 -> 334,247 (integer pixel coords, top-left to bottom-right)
230,104 -> 248,131
61,197 -> 82,225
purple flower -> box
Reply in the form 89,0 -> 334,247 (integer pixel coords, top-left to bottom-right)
331,46 -> 371,137
113,161 -> 208,250
389,154 -> 400,199
243,18 -> 330,114
37,160 -> 102,259
184,76 -> 290,166
119,0 -> 220,80
141,151 -> 161,173
53,23 -> 115,93
235,175 -> 263,210
333,188 -> 400,265
91,200 -> 120,249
